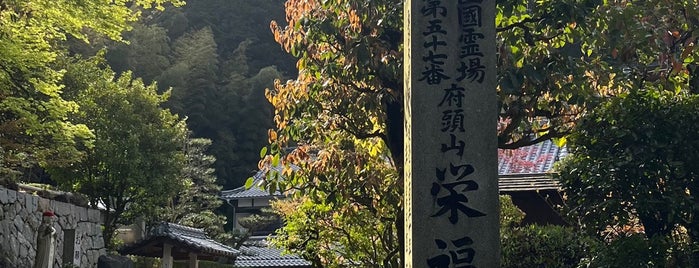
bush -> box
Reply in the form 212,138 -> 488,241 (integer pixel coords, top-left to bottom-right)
500,195 -> 525,229
500,195 -> 594,268
501,224 -> 594,268
582,234 -> 695,268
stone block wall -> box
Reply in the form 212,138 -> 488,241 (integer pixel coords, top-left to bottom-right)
0,186 -> 106,267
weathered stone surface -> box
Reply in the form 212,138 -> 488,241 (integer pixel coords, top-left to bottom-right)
27,213 -> 40,229
22,224 -> 33,241
19,242 -> 27,258
0,188 -> 7,203
66,211 -> 76,226
79,206 -> 88,221
8,235 -> 18,256
0,187 -> 106,267
98,255 -> 134,268
13,200 -> 22,215
27,243 -> 35,261
98,247 -> 107,257
1,221 -> 9,238
88,209 -> 100,222
55,200 -> 71,216
57,216 -> 66,229
78,222 -> 90,235
17,233 -> 29,247
88,252 -> 98,267
70,203 -> 78,222
404,0 -> 499,267
19,203 -> 28,218
13,214 -> 23,231
27,195 -> 38,213
24,193 -> 32,209
0,255 -> 16,267
38,197 -> 50,211
94,234 -> 105,249
7,189 -> 16,203
54,254 -> 61,268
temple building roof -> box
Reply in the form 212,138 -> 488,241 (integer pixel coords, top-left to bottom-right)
119,222 -> 239,260
221,164 -> 290,201
223,140 -> 567,200
235,240 -> 311,268
497,139 -> 567,192
498,139 -> 568,174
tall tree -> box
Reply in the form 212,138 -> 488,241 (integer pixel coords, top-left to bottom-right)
154,31 -> 282,189
259,0 -> 699,266
159,27 -> 245,187
166,26 -> 221,135
102,0 -> 295,190
0,0 -> 183,177
227,65 -> 280,185
173,0 -> 295,75
106,23 -> 172,84
158,136 -> 229,240
49,56 -> 187,248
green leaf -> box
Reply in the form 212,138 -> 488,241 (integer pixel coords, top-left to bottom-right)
269,181 -> 277,194
554,136 -> 567,148
260,146 -> 268,158
272,153 -> 280,167
245,177 -> 254,189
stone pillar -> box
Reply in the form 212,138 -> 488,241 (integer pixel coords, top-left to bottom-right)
404,0 -> 499,267
188,252 -> 198,268
162,243 -> 173,268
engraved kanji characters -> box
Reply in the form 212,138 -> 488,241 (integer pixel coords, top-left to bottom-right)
427,236 -> 477,268
431,163 -> 485,223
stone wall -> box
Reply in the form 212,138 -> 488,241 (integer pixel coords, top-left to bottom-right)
0,186 -> 106,267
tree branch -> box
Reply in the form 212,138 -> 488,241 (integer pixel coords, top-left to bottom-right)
496,15 -> 547,33
498,131 -> 567,149
347,80 -> 378,94
334,108 -> 387,141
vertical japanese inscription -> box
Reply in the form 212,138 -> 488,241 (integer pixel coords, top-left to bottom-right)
416,0 -> 488,267
405,0 -> 497,266
456,0 -> 486,83
419,0 -> 450,85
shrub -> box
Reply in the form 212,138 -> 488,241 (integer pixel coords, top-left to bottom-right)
500,195 -> 525,229
501,224 -> 594,268
582,234 -> 695,268
500,195 -> 594,268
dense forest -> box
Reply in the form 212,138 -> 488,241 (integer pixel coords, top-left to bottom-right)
81,0 -> 296,189
0,0 -> 295,248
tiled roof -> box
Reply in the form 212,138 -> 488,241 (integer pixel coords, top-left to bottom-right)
221,165 -> 295,200
235,241 -> 311,268
498,173 -> 560,192
497,140 -> 566,192
223,141 -> 567,200
119,222 -> 239,259
498,139 -> 568,175
221,181 -> 282,200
